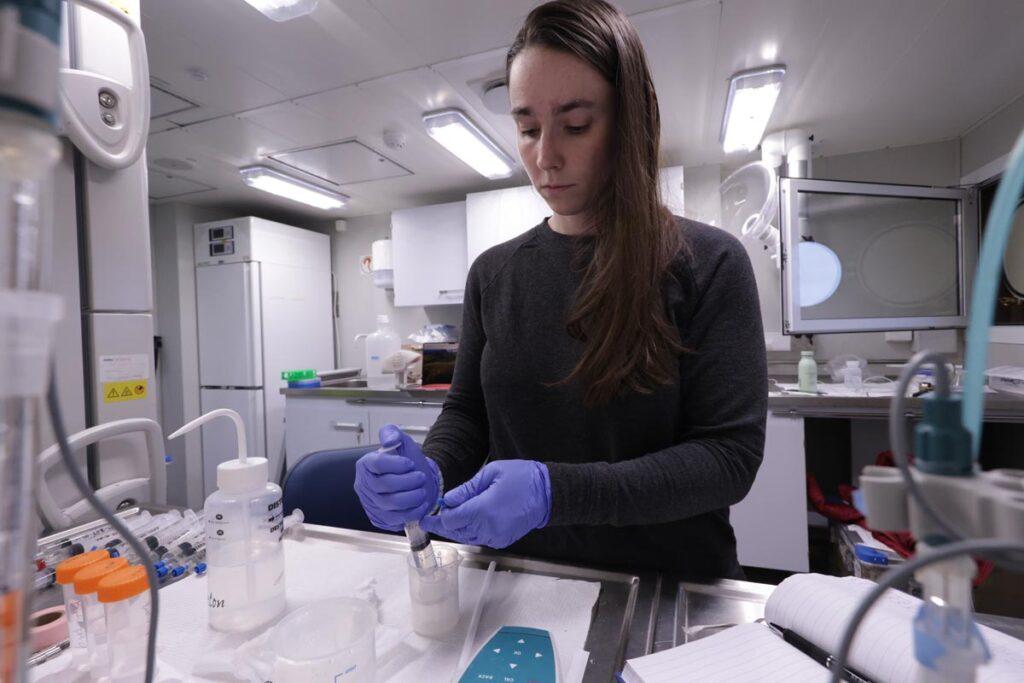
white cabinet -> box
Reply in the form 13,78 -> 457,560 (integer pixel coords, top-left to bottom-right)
465,166 -> 684,267
368,405 -> 443,446
731,414 -> 809,572
466,185 -> 551,267
392,201 -> 467,307
284,395 -> 370,473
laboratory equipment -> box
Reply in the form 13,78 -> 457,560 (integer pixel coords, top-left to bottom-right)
797,351 -> 818,392
193,216 -> 333,495
371,439 -> 440,571
835,127 -> 1024,683
780,178 -> 977,334
983,365 -> 1024,396
842,360 -> 863,389
74,556 -> 129,678
459,626 -> 557,683
408,545 -> 461,637
270,597 -> 377,683
169,409 -> 287,631
35,418 -> 168,531
718,161 -> 781,267
355,315 -> 403,389
97,565 -> 150,683
55,550 -> 111,665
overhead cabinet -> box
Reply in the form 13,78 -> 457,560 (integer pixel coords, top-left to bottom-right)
391,200 -> 468,307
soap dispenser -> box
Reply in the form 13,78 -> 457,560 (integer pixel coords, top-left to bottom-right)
169,409 -> 286,632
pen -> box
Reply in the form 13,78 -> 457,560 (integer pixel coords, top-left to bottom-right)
767,623 -> 875,683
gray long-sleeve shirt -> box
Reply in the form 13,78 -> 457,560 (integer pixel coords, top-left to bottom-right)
422,216 -> 767,577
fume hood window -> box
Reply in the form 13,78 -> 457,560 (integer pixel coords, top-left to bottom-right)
780,178 -> 976,334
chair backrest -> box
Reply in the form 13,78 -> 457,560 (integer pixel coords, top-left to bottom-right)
282,445 -> 382,532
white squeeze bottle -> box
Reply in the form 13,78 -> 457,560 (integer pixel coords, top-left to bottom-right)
169,409 -> 286,631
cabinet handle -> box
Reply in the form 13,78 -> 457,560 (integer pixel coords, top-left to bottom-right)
333,421 -> 364,433
438,289 -> 464,296
396,424 -> 430,435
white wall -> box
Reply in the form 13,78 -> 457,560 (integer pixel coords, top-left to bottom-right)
333,213 -> 462,369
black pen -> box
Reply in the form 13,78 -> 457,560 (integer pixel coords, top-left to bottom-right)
767,623 -> 875,683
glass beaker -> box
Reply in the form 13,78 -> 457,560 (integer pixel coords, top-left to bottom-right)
407,544 -> 461,637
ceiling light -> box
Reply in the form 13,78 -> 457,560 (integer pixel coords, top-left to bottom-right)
721,65 -> 786,154
239,166 -> 347,210
242,0 -> 318,22
422,109 -> 514,179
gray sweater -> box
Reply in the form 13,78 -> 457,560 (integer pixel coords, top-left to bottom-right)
422,216 -> 767,577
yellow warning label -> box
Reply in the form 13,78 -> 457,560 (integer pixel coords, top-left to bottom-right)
103,379 -> 147,404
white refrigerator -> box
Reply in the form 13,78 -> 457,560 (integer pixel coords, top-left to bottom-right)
194,217 -> 333,496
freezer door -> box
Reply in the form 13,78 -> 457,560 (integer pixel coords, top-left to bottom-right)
196,262 -> 263,387
200,389 -> 266,497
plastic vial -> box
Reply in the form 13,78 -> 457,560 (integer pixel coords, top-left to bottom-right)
54,550 -> 110,665
73,557 -> 129,679
98,565 -> 150,683
169,409 -> 286,632
407,545 -> 461,637
844,359 -> 863,389
362,315 -> 401,389
798,351 -> 818,392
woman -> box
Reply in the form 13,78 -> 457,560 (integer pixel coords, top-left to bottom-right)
354,0 -> 766,578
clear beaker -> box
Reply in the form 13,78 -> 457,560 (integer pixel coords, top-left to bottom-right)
271,597 -> 377,683
407,545 -> 461,637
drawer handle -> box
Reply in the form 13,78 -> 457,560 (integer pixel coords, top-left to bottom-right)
333,421 -> 364,433
438,289 -> 463,296
396,425 -> 430,435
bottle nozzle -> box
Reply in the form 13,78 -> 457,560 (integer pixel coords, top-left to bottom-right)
169,409 -> 248,463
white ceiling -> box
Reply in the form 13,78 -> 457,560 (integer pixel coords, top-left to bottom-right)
141,0 -> 1024,223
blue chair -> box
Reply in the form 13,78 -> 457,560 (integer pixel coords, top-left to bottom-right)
283,445 -> 392,533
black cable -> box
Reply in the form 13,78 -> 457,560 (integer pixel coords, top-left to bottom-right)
829,538 -> 1024,683
45,369 -> 159,682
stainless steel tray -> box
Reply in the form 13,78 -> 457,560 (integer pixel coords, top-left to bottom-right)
674,578 -> 774,647
299,525 -> 640,682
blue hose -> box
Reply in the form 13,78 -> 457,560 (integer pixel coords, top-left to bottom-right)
963,128 -> 1024,458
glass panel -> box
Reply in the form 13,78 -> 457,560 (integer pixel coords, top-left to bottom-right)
795,191 -> 960,320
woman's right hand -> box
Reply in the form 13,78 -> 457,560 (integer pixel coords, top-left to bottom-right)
353,424 -> 441,531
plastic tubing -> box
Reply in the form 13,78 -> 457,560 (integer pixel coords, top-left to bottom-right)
963,127 -> 1024,459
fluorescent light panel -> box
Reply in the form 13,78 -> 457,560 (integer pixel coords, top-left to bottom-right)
721,66 -> 786,153
423,109 -> 514,179
239,166 -> 347,210
243,0 -> 318,22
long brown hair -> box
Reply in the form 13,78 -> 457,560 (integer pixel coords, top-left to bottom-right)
507,0 -> 684,406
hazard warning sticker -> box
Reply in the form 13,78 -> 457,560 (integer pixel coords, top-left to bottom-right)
102,379 -> 148,404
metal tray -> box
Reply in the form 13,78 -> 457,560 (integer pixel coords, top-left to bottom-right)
299,525 -> 640,683
674,578 -> 774,646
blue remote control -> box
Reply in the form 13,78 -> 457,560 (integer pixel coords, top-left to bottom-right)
459,626 -> 558,683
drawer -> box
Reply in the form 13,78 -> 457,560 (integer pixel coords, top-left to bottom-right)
284,397 -> 370,474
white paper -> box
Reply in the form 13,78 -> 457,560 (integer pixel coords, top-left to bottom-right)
97,353 -> 149,381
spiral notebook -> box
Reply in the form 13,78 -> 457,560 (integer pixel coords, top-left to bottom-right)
621,574 -> 1024,683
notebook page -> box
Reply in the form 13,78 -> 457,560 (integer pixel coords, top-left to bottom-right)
765,574 -> 1024,683
621,623 -> 829,683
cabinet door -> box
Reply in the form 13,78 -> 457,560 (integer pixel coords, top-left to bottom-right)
368,405 -> 443,446
392,201 -> 467,307
284,397 -> 371,475
466,185 -> 550,267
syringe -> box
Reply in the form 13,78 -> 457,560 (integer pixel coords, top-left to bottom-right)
377,442 -> 439,572
156,541 -> 206,581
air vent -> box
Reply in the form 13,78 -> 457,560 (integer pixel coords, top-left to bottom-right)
269,140 -> 411,186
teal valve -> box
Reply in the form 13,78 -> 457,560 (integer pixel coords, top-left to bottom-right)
915,394 -> 972,476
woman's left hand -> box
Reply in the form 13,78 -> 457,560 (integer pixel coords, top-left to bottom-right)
419,460 -> 551,548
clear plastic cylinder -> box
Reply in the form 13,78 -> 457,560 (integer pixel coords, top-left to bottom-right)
98,566 -> 150,683
54,549 -> 110,665
407,545 -> 461,637
204,482 -> 286,631
72,557 -> 128,680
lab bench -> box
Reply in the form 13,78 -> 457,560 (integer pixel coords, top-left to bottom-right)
769,390 -> 1024,422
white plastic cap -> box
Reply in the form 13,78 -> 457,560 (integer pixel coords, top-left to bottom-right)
217,456 -> 269,494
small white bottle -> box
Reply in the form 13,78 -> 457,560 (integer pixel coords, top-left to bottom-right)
169,409 -> 286,632
357,314 -> 402,389
798,351 -> 818,392
844,359 -> 863,389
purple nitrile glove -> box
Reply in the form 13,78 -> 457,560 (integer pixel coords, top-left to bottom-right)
419,460 -> 551,549
353,424 -> 441,532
